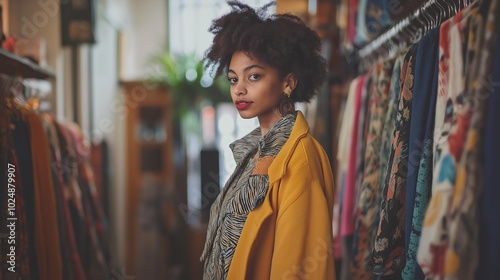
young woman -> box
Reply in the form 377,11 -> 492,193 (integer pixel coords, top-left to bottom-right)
200,2 -> 336,279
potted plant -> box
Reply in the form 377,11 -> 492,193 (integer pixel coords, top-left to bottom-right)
148,51 -> 230,120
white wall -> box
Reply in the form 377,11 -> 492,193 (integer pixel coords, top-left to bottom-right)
100,0 -> 168,81
90,0 -> 168,269
91,0 -> 123,267
128,0 -> 168,80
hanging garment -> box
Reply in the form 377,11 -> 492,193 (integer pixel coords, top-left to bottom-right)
372,42 -> 419,277
351,59 -> 393,280
337,78 -> 360,185
375,56 -> 406,276
24,110 -> 63,280
337,78 -> 360,280
377,53 -> 406,231
338,76 -> 363,237
65,122 -> 111,279
477,14 -> 500,280
402,26 -> 440,280
42,115 -> 77,280
53,121 -> 86,256
11,117 -> 39,280
43,114 -> 86,280
0,111 -> 9,279
445,0 -> 500,279
416,8 -> 473,278
4,134 -> 32,280
354,71 -> 372,231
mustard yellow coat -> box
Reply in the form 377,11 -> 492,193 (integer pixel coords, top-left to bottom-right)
226,111 -> 336,279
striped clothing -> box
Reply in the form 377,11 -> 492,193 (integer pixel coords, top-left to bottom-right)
201,113 -> 296,280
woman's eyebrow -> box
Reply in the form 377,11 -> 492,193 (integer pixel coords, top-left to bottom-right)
228,64 -> 266,74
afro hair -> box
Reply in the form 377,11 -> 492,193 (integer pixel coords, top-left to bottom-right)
204,1 -> 327,103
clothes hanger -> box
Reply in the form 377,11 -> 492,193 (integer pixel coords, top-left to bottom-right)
434,0 -> 447,26
0,75 -> 23,120
413,5 -> 429,41
429,0 -> 442,28
448,0 -> 454,18
421,4 -> 435,34
453,0 -> 459,16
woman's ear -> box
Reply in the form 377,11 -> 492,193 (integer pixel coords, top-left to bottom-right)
283,73 -> 297,93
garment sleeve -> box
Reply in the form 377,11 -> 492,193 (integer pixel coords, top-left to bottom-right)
269,162 -> 336,280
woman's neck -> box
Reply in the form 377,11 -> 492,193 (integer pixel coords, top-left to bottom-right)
258,112 -> 283,137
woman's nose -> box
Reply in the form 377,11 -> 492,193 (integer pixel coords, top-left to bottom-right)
233,84 -> 246,96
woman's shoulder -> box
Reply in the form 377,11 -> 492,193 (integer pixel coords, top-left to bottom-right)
289,132 -> 329,165
267,132 -> 328,185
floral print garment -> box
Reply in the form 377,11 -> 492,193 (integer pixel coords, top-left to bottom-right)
354,71 -> 373,226
371,43 -> 419,277
377,53 -> 406,232
446,0 -> 500,279
351,60 -> 393,280
416,8 -> 471,279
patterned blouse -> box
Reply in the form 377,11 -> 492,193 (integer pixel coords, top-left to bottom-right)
200,113 -> 296,280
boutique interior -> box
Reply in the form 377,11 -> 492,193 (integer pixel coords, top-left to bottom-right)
1,0 -> 499,279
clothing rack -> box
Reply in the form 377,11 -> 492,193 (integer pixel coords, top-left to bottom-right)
0,48 -> 55,79
356,0 -> 479,72
0,73 -> 52,111
0,46 -> 55,111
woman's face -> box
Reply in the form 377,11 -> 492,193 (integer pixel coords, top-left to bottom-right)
227,51 -> 286,124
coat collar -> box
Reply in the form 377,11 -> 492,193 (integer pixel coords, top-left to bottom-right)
229,113 -> 297,164
267,110 -> 309,184
241,110 -> 310,231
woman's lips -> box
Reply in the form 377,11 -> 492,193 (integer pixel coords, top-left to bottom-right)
235,101 -> 252,110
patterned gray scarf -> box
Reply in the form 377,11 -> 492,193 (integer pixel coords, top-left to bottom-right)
201,113 -> 296,280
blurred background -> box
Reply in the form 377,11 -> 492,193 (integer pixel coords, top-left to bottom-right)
3,0 -> 493,279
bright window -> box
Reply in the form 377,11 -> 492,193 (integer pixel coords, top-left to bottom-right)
168,0 -> 270,221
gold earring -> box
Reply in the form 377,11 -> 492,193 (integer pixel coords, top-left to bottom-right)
284,91 -> 291,98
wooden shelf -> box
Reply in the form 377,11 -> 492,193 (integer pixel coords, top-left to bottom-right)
0,48 -> 55,79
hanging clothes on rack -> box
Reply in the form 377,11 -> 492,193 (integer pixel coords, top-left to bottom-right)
11,116 -> 39,280
337,76 -> 359,280
419,0 -> 498,279
0,75 -> 112,280
335,0 -> 500,278
372,42 -> 418,277
1,110 -> 34,280
351,58 -> 394,280
43,113 -> 86,280
402,25 -> 440,280
25,110 -> 64,280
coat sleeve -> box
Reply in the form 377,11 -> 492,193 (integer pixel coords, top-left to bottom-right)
269,160 -> 336,280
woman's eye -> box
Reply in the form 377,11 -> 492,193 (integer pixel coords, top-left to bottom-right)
227,77 -> 237,84
249,74 -> 260,81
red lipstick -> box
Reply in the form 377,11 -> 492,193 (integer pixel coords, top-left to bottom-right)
235,100 -> 252,110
